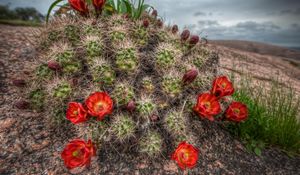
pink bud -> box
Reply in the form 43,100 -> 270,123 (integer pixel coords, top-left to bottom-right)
12,79 -> 26,87
172,25 -> 179,34
150,114 -> 159,122
182,68 -> 198,85
181,29 -> 190,41
189,35 -> 200,46
47,60 -> 61,71
157,19 -> 163,28
152,9 -> 158,17
143,19 -> 150,28
126,101 -> 136,112
15,100 -> 30,109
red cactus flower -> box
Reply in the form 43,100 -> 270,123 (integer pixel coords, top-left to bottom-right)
189,35 -> 200,46
66,102 -> 88,124
85,92 -> 113,120
225,102 -> 248,122
181,29 -> 190,41
172,25 -> 179,34
61,139 -> 96,169
92,0 -> 106,11
211,76 -> 234,98
182,68 -> 198,85
48,60 -> 61,71
171,141 -> 199,170
68,0 -> 89,16
152,9 -> 158,17
143,19 -> 150,28
193,93 -> 221,121
12,79 -> 26,87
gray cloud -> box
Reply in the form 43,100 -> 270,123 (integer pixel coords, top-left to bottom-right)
194,11 -> 206,16
1,0 -> 300,47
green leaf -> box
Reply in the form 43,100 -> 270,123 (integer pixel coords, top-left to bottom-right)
254,147 -> 262,156
123,0 -> 133,16
46,0 -> 64,23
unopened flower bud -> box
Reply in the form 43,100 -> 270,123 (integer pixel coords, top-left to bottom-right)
157,19 -> 163,28
182,68 -> 198,85
150,114 -> 159,122
181,29 -> 190,41
172,25 -> 179,34
143,19 -> 150,28
189,35 -> 200,46
12,79 -> 26,87
126,101 -> 136,112
152,9 -> 158,17
15,100 -> 30,109
48,60 -> 61,71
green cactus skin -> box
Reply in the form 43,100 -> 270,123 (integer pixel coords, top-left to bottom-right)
64,25 -> 80,45
165,111 -> 186,136
137,100 -> 156,117
86,40 -> 102,57
139,131 -> 163,157
111,115 -> 135,140
111,31 -> 126,42
92,65 -> 116,86
112,84 -> 135,106
35,64 -> 53,79
162,76 -> 182,97
52,106 -> 67,125
29,89 -> 45,110
48,30 -> 61,42
56,50 -> 81,75
116,48 -> 138,73
132,26 -> 149,46
141,77 -> 155,93
83,25 -> 99,35
156,49 -> 175,68
53,82 -> 72,100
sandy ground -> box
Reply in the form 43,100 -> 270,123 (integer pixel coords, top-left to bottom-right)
0,25 -> 300,174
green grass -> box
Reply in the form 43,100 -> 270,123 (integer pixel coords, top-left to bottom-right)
0,19 -> 41,27
227,76 -> 300,155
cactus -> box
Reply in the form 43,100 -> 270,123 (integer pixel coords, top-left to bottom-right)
136,97 -> 156,119
139,131 -> 163,157
36,64 -> 53,79
20,12 -> 219,161
53,82 -> 72,100
141,77 -> 155,93
64,25 -> 80,44
162,76 -> 182,97
116,48 -> 138,73
85,36 -> 103,57
111,114 -> 136,141
112,83 -> 135,106
29,89 -> 45,110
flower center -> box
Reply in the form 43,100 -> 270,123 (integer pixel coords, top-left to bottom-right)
221,82 -> 227,88
95,102 -> 104,112
72,150 -> 80,157
73,110 -> 79,116
204,102 -> 211,109
233,108 -> 240,115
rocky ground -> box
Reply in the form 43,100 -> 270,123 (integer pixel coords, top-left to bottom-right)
0,24 -> 300,174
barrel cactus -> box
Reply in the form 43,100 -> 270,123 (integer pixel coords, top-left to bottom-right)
14,0 -> 248,171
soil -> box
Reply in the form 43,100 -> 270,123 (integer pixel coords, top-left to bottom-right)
1,24 -> 300,174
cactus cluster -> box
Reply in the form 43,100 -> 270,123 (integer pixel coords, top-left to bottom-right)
16,12 -> 219,163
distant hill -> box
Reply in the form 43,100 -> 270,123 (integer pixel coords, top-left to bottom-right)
211,40 -> 300,61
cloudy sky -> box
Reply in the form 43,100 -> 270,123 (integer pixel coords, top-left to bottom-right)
1,0 -> 300,47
